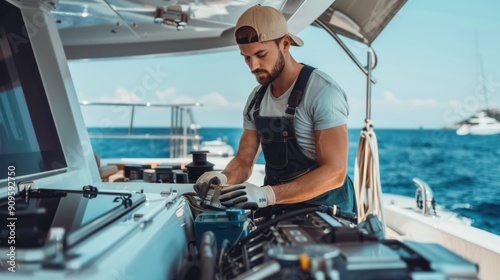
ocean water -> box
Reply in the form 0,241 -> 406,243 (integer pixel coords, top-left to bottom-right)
88,127 -> 500,235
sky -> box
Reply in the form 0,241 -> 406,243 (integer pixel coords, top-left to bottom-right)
69,0 -> 500,129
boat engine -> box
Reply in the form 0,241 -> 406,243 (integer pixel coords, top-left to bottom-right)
179,205 -> 479,280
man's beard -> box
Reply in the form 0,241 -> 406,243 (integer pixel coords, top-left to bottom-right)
253,52 -> 285,86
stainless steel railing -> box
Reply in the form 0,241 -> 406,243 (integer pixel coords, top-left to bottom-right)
80,102 -> 202,158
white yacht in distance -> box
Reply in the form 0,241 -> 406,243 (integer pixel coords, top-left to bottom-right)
456,111 -> 500,135
1,1 -> 499,280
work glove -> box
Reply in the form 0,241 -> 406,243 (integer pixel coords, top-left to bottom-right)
194,171 -> 227,199
219,182 -> 276,209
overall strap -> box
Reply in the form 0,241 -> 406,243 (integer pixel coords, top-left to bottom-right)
245,84 -> 268,121
245,64 -> 315,121
285,64 -> 315,116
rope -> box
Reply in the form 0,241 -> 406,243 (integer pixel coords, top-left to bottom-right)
353,120 -> 385,236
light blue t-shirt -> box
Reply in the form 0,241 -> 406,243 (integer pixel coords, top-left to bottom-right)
243,69 -> 349,160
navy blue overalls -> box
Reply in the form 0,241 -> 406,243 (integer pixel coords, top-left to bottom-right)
245,65 -> 355,214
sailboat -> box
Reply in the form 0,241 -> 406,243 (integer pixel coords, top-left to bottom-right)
456,111 -> 500,135
456,33 -> 500,136
1,0 -> 499,279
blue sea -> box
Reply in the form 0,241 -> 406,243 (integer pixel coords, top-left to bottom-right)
88,127 -> 500,235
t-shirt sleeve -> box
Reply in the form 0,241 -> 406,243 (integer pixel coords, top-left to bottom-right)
311,82 -> 349,130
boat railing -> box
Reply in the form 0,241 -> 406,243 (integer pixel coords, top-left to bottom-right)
80,101 -> 202,158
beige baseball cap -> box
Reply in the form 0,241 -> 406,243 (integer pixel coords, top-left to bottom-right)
234,5 -> 304,47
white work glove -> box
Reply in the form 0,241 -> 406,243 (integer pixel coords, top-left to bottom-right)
219,182 -> 276,209
194,171 -> 227,199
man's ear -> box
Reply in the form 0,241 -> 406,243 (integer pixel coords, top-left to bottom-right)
281,35 -> 291,52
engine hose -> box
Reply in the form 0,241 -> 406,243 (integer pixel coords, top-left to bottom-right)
200,231 -> 217,280
225,205 -> 326,257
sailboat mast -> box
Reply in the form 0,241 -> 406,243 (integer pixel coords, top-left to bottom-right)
476,32 -> 489,113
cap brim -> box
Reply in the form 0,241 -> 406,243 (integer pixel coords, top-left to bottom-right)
289,33 -> 303,47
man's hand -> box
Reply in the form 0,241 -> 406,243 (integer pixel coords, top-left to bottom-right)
219,182 -> 276,209
194,171 -> 227,199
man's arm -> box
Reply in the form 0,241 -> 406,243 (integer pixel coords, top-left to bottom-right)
271,124 -> 348,204
221,129 -> 261,184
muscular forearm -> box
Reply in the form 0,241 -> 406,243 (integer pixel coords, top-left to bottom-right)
221,157 -> 254,185
271,164 -> 346,204
221,129 -> 261,185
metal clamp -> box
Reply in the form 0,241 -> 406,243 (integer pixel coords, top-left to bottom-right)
413,177 -> 436,216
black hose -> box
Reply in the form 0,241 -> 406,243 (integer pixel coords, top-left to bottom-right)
200,231 -> 217,280
331,206 -> 358,223
226,205 -> 326,256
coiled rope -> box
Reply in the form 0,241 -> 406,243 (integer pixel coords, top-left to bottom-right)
353,120 -> 385,236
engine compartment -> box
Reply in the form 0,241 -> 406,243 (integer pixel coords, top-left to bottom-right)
179,205 -> 479,280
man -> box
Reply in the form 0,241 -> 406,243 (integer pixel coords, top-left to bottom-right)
195,5 -> 355,215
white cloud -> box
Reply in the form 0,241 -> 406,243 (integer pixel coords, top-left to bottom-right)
172,96 -> 196,104
156,87 -> 176,101
199,92 -> 229,106
97,88 -> 142,103
448,99 -> 461,106
383,91 -> 401,104
409,98 -> 438,106
86,88 -> 242,110
198,92 -> 242,109
382,90 -> 437,107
